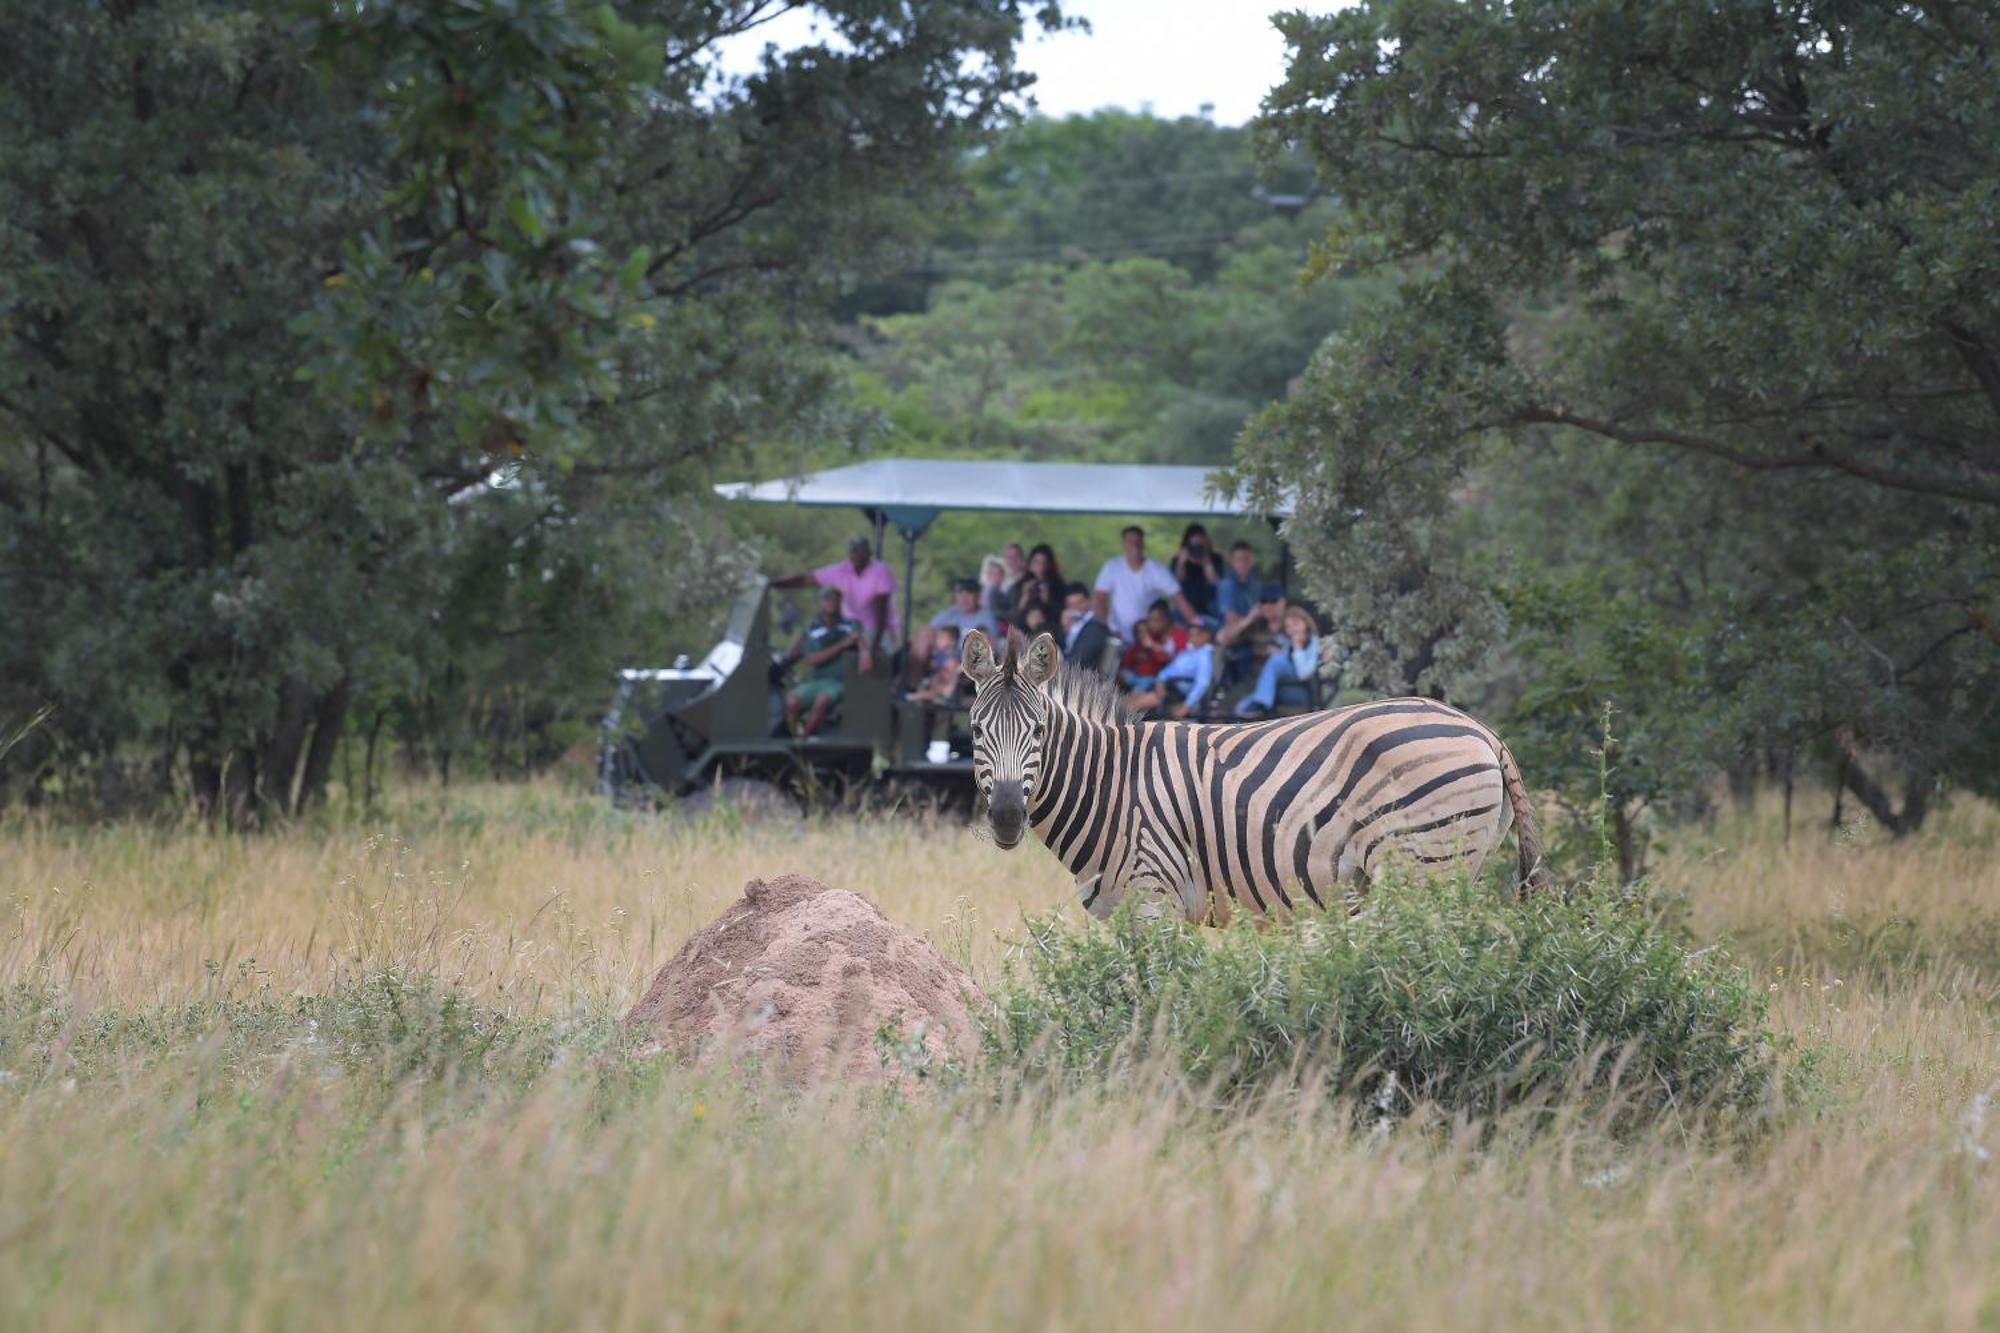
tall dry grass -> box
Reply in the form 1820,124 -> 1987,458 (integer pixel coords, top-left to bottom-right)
2,782 -> 1997,1330
1,788 -> 1076,1014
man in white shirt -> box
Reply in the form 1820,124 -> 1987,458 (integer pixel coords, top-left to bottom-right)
1093,525 -> 1197,640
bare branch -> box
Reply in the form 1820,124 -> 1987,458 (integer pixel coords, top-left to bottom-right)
1516,407 -> 2000,507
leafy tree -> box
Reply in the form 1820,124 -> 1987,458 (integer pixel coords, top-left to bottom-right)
0,0 -> 1062,821
1240,0 -> 2000,834
944,110 -> 1322,284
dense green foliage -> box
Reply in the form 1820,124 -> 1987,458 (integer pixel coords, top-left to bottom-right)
983,877 -> 1786,1128
1241,1 -> 2000,848
0,0 -> 1062,819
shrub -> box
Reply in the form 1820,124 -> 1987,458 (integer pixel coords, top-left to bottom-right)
982,874 -> 1792,1130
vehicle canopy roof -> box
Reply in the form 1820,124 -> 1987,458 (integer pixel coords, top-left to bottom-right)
714,458 -> 1287,537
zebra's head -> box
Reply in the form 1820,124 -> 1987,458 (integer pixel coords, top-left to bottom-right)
960,629 -> 1059,850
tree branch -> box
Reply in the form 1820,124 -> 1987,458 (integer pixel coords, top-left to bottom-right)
1516,407 -> 2000,507
1938,319 -> 2000,420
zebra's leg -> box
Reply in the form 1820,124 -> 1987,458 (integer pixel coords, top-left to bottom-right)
1077,871 -> 1115,920
1078,873 -> 1180,923
1135,820 -> 1206,924
1315,829 -> 1371,910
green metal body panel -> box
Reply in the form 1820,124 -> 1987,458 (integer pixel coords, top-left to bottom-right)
600,578 -> 976,802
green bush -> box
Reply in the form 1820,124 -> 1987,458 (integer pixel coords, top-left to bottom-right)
983,875 -> 1792,1130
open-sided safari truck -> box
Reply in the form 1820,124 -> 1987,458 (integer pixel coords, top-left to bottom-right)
597,459 -> 1290,810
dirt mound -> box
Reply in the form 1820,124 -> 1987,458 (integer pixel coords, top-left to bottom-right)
624,874 -> 982,1089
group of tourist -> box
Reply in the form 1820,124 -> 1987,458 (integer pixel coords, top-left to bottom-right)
771,523 -> 1325,734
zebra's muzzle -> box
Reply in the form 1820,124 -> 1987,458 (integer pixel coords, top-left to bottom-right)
989,780 -> 1026,849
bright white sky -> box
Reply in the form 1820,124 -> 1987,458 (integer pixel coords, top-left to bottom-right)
712,1 -> 1351,127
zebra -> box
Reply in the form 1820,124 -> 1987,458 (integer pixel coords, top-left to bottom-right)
959,629 -> 1546,923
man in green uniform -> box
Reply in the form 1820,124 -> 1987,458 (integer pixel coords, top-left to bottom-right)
783,587 -> 872,738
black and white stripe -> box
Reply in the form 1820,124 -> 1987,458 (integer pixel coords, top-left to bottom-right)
961,631 -> 1545,923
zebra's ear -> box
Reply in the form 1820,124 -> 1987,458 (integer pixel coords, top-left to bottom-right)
1020,632 -> 1059,689
960,628 -> 999,684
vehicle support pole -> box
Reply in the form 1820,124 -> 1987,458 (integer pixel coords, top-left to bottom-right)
900,528 -> 916,664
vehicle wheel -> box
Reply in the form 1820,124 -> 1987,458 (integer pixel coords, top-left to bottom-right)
674,776 -> 802,822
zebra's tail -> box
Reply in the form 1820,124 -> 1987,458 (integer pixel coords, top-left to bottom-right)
1496,738 -> 1549,898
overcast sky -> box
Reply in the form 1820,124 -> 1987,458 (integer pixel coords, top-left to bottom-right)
713,2 -> 1349,127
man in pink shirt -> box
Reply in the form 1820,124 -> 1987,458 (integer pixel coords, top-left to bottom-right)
774,536 -> 899,651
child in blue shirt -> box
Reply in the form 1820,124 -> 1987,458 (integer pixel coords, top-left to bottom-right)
1124,616 -> 1217,720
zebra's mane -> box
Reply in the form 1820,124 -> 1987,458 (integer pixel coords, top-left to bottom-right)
1000,629 -> 1132,725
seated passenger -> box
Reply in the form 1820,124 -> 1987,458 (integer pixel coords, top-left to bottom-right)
1003,540 -> 1028,580
910,578 -> 1000,684
980,554 -> 1014,625
1059,582 -> 1112,673
1216,581 -> 1284,682
1214,541 -> 1259,628
1213,543 -> 1261,682
1125,615 -> 1218,721
1119,599 -> 1187,689
783,587 -> 871,738
908,625 -> 963,705
1170,523 -> 1224,617
1235,605 -> 1322,718
1017,544 -> 1066,618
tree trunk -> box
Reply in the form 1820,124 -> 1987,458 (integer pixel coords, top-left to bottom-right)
1613,800 -> 1642,883
363,707 -> 385,812
1834,729 -> 1932,837
260,676 -> 315,815
294,679 -> 352,814
222,747 -> 256,828
1898,768 -> 1932,836
1781,748 -> 1795,844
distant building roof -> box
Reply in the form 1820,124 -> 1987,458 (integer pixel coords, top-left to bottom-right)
714,458 -> 1286,535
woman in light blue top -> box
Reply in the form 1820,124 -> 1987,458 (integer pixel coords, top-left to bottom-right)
1235,605 -> 1321,718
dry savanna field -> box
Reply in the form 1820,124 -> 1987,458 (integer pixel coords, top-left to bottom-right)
3,783 -> 1999,1330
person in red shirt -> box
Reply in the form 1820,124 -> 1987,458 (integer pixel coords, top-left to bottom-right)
1119,599 -> 1187,689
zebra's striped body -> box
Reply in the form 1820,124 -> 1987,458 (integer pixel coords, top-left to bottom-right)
961,630 -> 1543,922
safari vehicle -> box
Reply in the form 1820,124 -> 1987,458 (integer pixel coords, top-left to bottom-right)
596,459 -> 1292,810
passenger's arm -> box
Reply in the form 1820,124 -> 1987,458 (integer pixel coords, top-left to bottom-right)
805,632 -> 858,669
771,571 -> 817,590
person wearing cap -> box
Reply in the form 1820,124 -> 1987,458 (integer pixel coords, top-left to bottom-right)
909,576 -> 1001,686
773,536 -> 899,652
1125,614 -> 1219,721
1235,603 -> 1323,719
1216,581 -> 1287,683
782,587 -> 872,739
